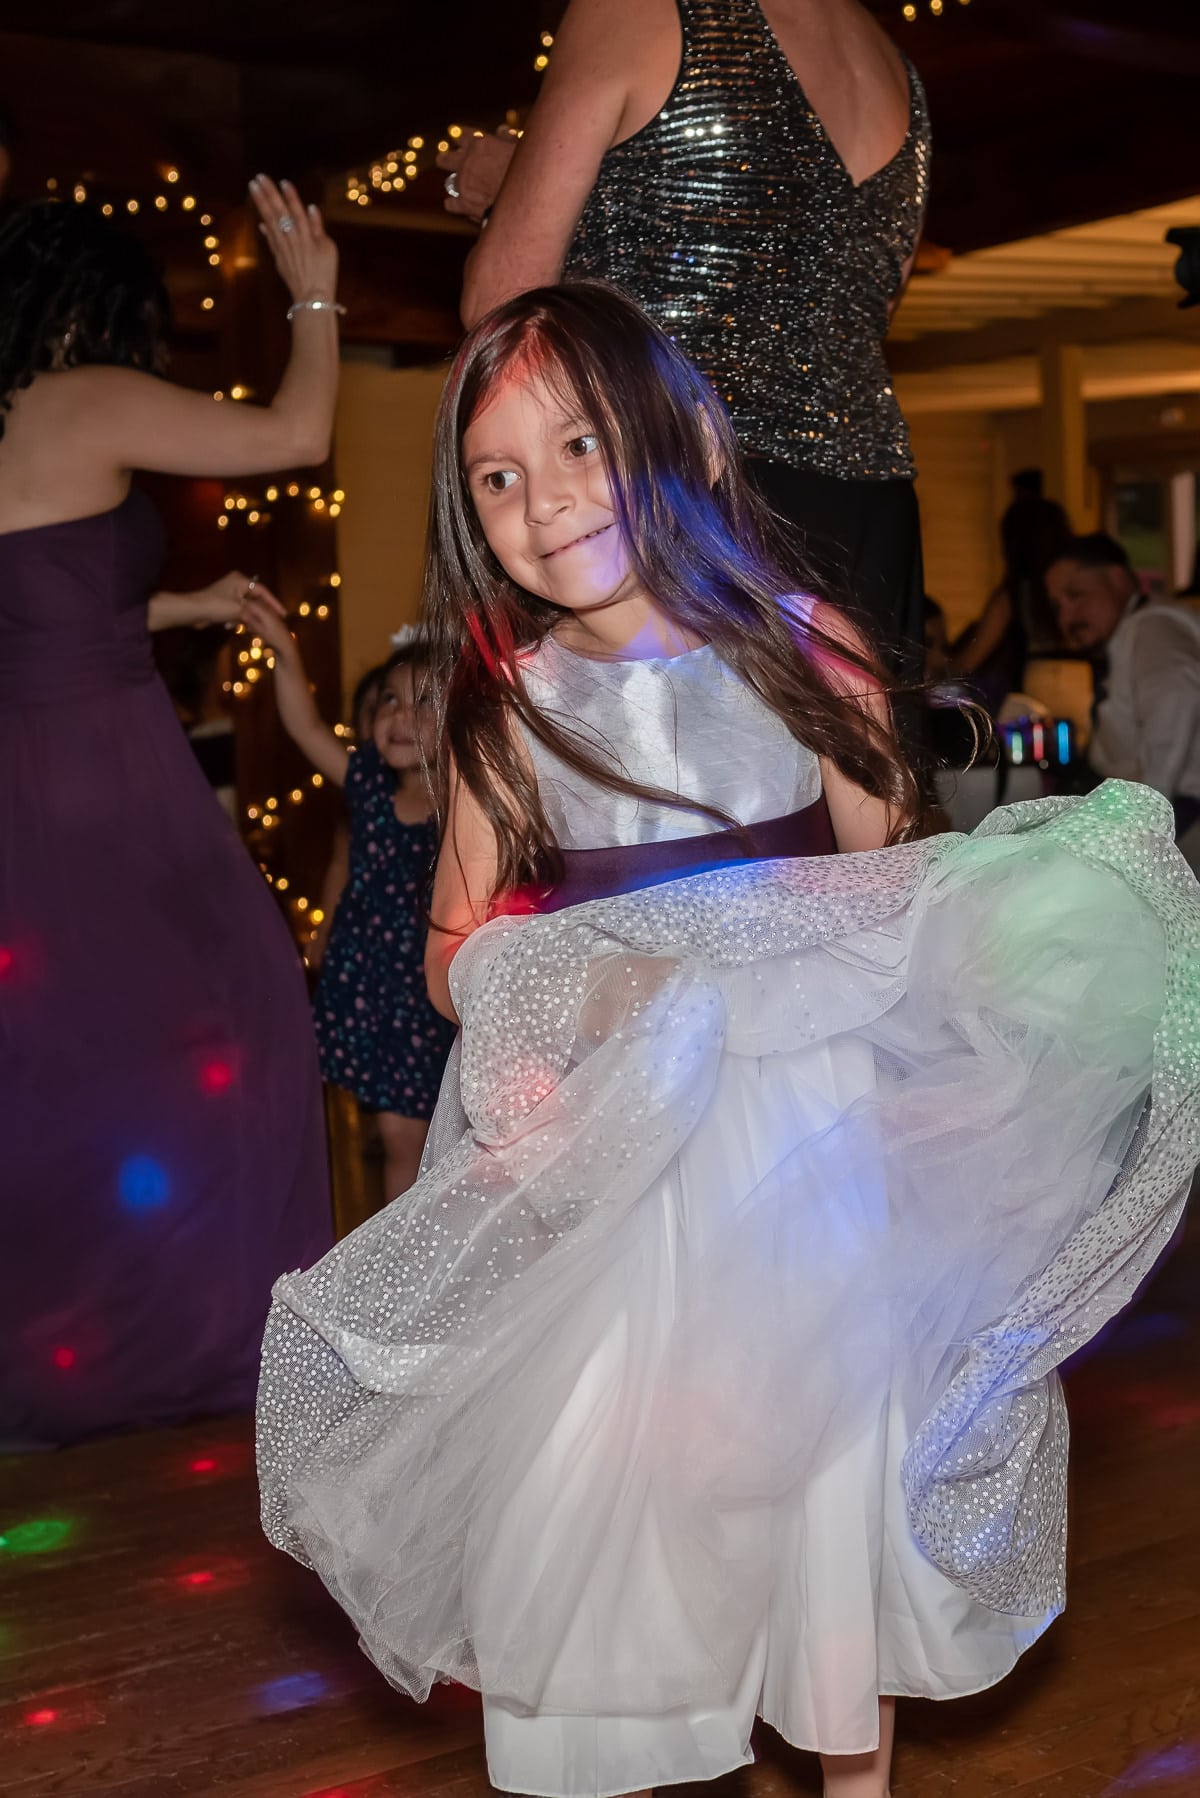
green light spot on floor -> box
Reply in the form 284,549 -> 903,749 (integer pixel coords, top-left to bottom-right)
0,1518 -> 75,1556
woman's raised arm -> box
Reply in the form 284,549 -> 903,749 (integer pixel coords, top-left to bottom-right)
73,177 -> 340,478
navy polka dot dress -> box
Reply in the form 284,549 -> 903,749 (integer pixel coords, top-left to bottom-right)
314,743 -> 456,1117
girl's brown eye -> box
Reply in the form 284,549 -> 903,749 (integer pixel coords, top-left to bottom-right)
484,470 -> 518,494
567,434 -> 599,459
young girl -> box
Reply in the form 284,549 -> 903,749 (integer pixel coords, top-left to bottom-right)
257,285 -> 1199,1798
241,603 -> 456,1197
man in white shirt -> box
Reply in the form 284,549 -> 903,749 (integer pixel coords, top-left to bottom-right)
1046,533 -> 1200,869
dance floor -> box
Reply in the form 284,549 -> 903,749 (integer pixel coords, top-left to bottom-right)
3,1211 -> 1198,1798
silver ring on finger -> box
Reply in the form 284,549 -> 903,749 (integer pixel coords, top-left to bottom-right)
444,172 -> 460,200
278,214 -> 296,233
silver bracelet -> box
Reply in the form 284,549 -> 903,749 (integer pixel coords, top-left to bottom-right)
286,299 -> 347,320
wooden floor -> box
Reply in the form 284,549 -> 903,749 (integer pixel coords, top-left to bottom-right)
3,1213 -> 1198,1798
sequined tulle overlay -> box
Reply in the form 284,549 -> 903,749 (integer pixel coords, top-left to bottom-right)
258,781 -> 1200,1763
563,0 -> 930,479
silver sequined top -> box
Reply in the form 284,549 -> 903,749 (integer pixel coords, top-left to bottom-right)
563,0 -> 931,480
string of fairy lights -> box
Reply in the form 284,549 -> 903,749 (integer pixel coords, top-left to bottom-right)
900,0 -> 973,17
343,28 -> 554,210
47,166 -> 221,311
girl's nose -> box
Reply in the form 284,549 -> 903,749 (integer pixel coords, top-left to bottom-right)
524,479 -> 571,527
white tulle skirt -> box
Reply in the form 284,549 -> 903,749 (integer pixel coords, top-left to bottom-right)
257,783 -> 1200,1795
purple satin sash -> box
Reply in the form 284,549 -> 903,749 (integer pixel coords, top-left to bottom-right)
530,794 -> 836,914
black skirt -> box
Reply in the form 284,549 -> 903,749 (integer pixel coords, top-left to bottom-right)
746,458 -> 926,679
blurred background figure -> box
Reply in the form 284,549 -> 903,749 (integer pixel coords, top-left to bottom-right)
242,595 -> 456,1202
441,0 -> 931,674
950,469 -> 1070,719
1046,532 -> 1200,869
0,182 -> 339,1446
308,659 -> 389,971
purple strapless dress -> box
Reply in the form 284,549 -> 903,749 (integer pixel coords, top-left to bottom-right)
0,490 -> 332,1447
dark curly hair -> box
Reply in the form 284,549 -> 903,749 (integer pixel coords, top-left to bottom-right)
0,199 -> 171,442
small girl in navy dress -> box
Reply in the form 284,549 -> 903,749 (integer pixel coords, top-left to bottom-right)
245,604 -> 456,1197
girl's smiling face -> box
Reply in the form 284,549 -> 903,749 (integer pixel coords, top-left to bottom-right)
463,369 -> 648,624
371,661 -> 432,773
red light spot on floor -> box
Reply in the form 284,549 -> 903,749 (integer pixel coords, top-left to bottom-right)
25,1709 -> 57,1727
51,1347 -> 76,1370
190,1457 -> 218,1474
198,1058 -> 235,1095
179,1570 -> 215,1588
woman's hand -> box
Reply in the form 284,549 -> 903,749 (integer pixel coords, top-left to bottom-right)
437,130 -> 518,223
248,175 -> 339,303
196,571 -> 288,629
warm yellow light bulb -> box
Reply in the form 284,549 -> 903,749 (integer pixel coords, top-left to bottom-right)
296,896 -> 309,911
201,297 -> 215,311
101,203 -> 113,216
329,573 -> 342,588
542,31 -> 554,46
311,772 -> 324,788
287,483 -> 300,497
155,195 -> 168,211
311,907 -> 325,924
165,168 -> 180,184
316,604 -> 330,619
534,53 -> 549,70
204,235 -> 218,249
126,198 -> 139,214
298,602 -> 312,618
409,135 -> 424,149
74,184 -> 87,203
276,877 -> 289,892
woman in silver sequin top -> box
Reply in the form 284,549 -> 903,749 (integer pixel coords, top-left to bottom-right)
447,0 -> 931,666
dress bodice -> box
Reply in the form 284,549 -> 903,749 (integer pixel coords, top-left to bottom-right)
563,0 -> 930,480
0,488 -> 163,707
518,636 -> 822,851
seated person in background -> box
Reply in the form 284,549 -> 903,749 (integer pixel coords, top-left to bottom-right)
1046,533 -> 1200,857
950,472 -> 1069,718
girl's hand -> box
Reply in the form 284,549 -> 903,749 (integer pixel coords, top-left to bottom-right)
248,175 -> 339,304
239,587 -> 300,659
187,570 -> 287,629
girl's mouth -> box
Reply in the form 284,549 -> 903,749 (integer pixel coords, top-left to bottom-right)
541,522 -> 614,560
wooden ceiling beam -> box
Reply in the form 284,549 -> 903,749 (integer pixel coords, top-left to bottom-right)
888,294 -> 1200,371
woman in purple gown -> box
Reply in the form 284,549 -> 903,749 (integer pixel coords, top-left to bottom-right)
0,181 -> 338,1447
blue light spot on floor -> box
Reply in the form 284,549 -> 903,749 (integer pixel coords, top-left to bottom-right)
1106,1740 -> 1200,1791
118,1156 -> 171,1212
253,1671 -> 330,1714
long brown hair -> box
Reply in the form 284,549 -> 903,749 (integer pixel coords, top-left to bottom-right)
424,282 -> 929,902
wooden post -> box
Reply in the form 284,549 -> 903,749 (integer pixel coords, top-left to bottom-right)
1039,343 -> 1093,529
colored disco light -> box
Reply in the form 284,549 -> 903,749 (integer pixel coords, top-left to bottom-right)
189,1457 -> 218,1474
0,1518 -> 74,1556
178,1569 -> 215,1588
118,1154 -> 171,1212
51,1347 -> 76,1370
24,1708 -> 58,1727
0,945 -> 13,978
198,1057 -> 236,1095
253,1670 -> 331,1714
